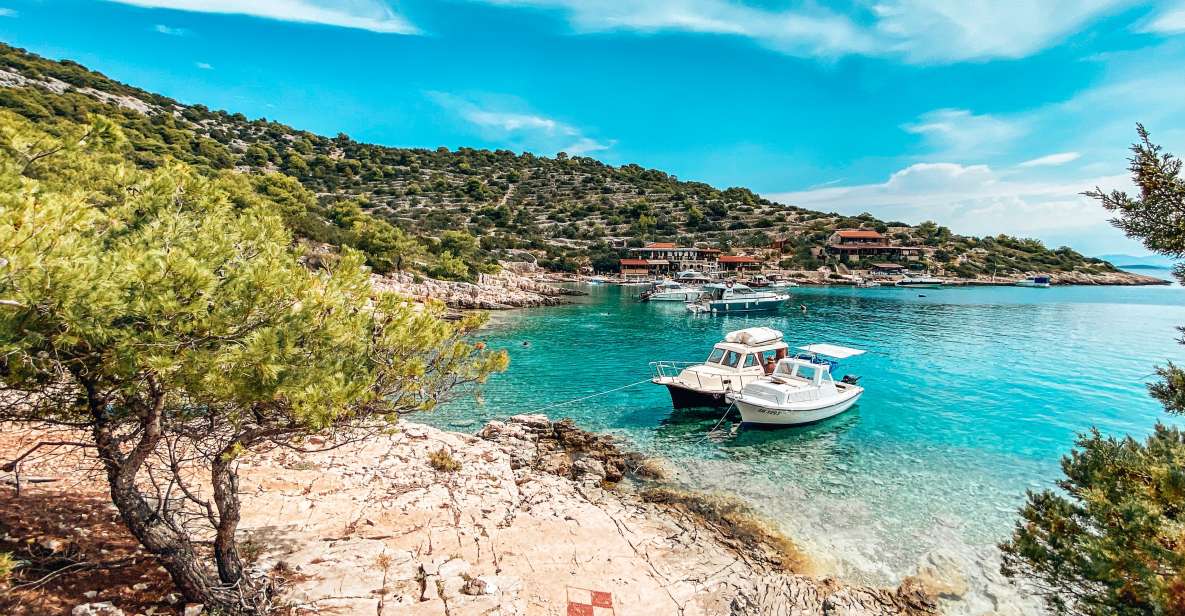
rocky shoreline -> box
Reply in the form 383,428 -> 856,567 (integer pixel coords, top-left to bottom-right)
1,416 -> 947,615
372,271 -> 584,310
240,414 -> 939,615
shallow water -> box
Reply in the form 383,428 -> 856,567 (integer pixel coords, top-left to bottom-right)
428,283 -> 1184,608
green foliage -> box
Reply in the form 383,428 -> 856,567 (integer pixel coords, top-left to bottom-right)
0,109 -> 506,427
1085,124 -> 1185,280
0,42 -> 1116,279
1001,126 -> 1185,616
1000,426 -> 1185,616
0,110 -> 509,609
0,552 -> 15,584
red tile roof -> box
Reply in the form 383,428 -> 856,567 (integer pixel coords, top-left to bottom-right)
835,230 -> 884,239
620,258 -> 649,266
644,242 -> 677,249
719,255 -> 761,263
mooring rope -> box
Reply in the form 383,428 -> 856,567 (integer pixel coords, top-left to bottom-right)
522,378 -> 654,415
701,402 -> 739,442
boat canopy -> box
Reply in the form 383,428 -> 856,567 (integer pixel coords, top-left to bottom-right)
725,327 -> 783,346
797,343 -> 866,359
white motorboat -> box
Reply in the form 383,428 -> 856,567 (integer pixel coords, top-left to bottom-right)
728,344 -> 866,427
1015,275 -> 1051,288
651,327 -> 789,409
640,279 -> 701,302
855,277 -> 881,288
675,270 -> 713,285
894,273 -> 945,289
587,276 -> 610,285
686,283 -> 790,313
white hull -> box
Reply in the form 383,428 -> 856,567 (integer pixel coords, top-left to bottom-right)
647,290 -> 700,301
1015,281 -> 1050,288
731,390 -> 862,426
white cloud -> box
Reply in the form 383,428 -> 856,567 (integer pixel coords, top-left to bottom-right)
476,0 -> 1130,63
767,162 -> 1134,250
154,23 -> 186,35
903,109 -> 1026,158
1142,3 -> 1185,33
1019,152 -> 1081,167
108,0 -> 418,34
870,0 -> 1131,62
428,92 -> 613,156
195,62 -> 213,70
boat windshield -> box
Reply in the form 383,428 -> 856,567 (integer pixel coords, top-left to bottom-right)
775,361 -> 830,384
706,348 -> 725,363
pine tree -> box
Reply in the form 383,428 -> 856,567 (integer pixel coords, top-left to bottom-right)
0,111 -> 507,613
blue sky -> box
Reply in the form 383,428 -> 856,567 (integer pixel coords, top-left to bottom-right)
3,1 -> 1185,255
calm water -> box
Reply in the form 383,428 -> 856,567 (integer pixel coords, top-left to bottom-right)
429,283 -> 1184,607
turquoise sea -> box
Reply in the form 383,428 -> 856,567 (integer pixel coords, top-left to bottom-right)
430,283 -> 1184,610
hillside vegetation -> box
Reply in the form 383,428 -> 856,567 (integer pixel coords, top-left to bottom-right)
0,43 -> 1118,279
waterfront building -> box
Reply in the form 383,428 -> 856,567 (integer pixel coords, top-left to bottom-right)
825,230 -> 923,262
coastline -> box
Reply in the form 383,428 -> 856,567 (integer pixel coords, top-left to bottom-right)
366,265 -> 1167,315
0,416 -> 941,615
570,269 -> 1169,288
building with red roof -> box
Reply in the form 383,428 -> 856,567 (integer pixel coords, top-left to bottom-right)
826,229 -> 923,263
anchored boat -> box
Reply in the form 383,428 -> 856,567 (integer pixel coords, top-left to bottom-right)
728,343 -> 866,427
1015,275 -> 1051,288
640,279 -> 700,302
686,283 -> 790,313
651,327 -> 789,409
640,271 -> 714,302
894,273 -> 945,289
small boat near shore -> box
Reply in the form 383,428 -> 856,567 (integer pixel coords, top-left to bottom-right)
1015,275 -> 1051,288
640,271 -> 713,302
728,343 -> 866,427
894,273 -> 945,289
686,283 -> 790,313
641,279 -> 701,302
651,327 -> 789,408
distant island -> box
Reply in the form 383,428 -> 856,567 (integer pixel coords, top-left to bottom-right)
0,43 -> 1161,286
1096,253 -> 1178,269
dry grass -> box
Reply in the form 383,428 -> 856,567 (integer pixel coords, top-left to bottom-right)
640,486 -> 807,573
427,447 -> 461,473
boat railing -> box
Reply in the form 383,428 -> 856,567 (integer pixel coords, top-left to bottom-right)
649,361 -> 762,392
650,361 -> 698,381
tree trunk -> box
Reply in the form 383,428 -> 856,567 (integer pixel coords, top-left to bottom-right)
87,381 -> 252,614
211,453 -> 247,586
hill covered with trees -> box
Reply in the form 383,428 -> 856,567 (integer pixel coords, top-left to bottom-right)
0,43 -> 1122,280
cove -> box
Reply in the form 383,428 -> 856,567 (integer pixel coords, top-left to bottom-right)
430,283 -> 1185,606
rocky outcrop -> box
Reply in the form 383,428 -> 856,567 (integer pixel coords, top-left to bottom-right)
372,271 -> 584,309
1046,270 -> 1168,285
227,415 -> 936,615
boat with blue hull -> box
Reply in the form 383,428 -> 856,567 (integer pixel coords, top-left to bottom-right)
686,283 -> 789,313
1015,275 -> 1051,288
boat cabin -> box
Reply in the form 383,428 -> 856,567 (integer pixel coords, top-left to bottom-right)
650,327 -> 791,404
774,357 -> 836,386
675,270 -> 712,284
699,283 -> 758,300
